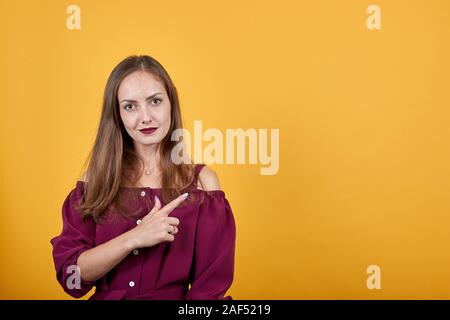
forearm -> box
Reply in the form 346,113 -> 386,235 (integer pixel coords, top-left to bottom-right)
76,229 -> 137,282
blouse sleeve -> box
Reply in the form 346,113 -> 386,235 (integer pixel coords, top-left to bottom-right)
186,191 -> 237,300
50,182 -> 97,298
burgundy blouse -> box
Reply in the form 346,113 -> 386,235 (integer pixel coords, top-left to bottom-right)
50,164 -> 236,300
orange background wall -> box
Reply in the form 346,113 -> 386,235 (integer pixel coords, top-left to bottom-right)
1,0 -> 449,299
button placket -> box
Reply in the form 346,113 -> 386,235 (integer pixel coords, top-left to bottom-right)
127,189 -> 147,294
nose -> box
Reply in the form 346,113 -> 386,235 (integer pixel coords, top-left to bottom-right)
140,105 -> 153,124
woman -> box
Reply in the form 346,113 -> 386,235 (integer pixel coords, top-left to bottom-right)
50,55 -> 236,300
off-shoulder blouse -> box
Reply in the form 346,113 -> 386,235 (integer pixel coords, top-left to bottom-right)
50,164 -> 236,300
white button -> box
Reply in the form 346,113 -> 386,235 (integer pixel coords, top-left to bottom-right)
129,281 -> 135,287
140,191 -> 146,197
136,219 -> 142,225
133,249 -> 139,255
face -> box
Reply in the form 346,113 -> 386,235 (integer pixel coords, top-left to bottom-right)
118,70 -> 171,148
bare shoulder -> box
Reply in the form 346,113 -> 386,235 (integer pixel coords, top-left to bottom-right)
197,165 -> 222,191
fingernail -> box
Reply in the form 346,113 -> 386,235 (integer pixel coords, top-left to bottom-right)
181,193 -> 189,199
154,196 -> 159,202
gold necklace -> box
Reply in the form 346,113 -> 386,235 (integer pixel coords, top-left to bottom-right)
144,164 -> 158,176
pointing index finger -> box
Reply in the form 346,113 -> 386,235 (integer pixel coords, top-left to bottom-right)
159,193 -> 189,216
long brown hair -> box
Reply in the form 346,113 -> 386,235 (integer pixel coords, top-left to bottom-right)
77,55 -> 196,223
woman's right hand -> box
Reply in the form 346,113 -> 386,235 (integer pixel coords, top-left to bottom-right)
128,193 -> 189,249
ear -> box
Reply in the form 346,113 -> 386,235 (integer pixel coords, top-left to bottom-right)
198,165 -> 221,191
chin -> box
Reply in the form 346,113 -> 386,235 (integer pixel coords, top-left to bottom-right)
136,136 -> 163,145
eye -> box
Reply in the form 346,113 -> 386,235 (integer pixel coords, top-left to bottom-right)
152,98 -> 162,105
123,104 -> 135,110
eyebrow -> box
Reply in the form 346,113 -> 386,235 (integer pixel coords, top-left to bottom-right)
119,92 -> 163,104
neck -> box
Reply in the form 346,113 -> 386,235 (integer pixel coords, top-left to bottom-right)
134,142 -> 161,170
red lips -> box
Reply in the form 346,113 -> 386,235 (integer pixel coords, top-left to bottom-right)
139,127 -> 157,134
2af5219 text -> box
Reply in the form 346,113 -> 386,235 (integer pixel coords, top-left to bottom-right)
178,304 -> 271,317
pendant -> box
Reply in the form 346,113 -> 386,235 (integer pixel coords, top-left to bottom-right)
145,170 -> 151,175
